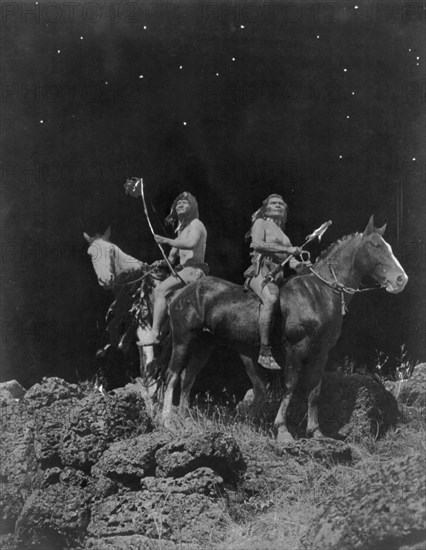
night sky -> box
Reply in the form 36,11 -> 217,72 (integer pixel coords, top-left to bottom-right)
1,1 -> 425,387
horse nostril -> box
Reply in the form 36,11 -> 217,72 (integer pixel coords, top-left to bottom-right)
396,275 -> 405,286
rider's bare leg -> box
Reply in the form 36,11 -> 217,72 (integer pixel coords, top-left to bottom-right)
249,275 -> 281,370
142,275 -> 184,346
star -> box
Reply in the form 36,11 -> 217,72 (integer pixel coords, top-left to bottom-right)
339,155 -> 343,159
216,73 -> 219,76
57,50 -> 60,53
240,25 -> 245,29
40,120 -> 44,123
139,75 -> 144,79
346,115 -> 350,119
179,66 -> 183,69
412,157 -> 416,161
183,122 -> 187,126
343,68 -> 348,72
316,35 -> 320,39
351,91 -> 355,95
80,36 -> 84,40
105,81 -> 108,85
354,5 -> 359,9
143,26 -> 147,30
232,57 -> 236,61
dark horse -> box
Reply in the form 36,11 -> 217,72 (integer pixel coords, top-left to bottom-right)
161,217 -> 408,442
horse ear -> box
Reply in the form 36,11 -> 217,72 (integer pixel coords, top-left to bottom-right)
376,223 -> 387,236
363,215 -> 375,236
103,226 -> 111,240
83,232 -> 92,243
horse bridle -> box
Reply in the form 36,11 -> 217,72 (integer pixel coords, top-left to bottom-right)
105,245 -> 157,288
309,263 -> 387,315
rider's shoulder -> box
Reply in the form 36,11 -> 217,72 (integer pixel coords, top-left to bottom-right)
190,218 -> 207,232
252,218 -> 267,231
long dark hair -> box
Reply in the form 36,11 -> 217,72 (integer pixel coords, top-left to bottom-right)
165,192 -> 199,233
245,194 -> 288,240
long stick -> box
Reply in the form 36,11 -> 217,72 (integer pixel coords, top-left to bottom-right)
262,220 -> 332,286
139,179 -> 187,285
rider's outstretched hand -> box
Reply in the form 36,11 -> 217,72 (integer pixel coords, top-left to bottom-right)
288,246 -> 302,256
295,261 -> 312,273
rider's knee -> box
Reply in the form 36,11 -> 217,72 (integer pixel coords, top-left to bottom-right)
263,292 -> 278,308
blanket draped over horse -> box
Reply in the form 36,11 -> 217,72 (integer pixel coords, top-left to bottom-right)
85,216 -> 407,441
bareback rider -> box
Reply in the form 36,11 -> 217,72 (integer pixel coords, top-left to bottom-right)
244,194 -> 302,370
142,192 -> 208,346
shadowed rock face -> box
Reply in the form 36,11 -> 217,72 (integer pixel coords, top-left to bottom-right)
287,372 -> 399,441
0,403 -> 37,534
24,377 -> 86,412
15,484 -> 91,549
60,387 -> 153,471
302,452 -> 426,550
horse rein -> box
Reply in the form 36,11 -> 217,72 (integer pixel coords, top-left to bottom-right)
112,267 -> 158,287
309,264 -> 387,315
104,244 -> 157,287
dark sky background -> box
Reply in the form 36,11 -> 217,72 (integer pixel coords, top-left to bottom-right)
1,0 -> 425,388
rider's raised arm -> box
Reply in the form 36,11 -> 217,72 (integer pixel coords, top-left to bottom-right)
251,219 -> 294,255
168,220 -> 204,250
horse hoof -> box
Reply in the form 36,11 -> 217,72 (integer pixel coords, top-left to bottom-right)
308,428 -> 326,439
276,431 -> 295,444
163,418 -> 178,432
258,354 -> 281,371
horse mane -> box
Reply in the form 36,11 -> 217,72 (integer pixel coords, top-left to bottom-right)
314,232 -> 360,265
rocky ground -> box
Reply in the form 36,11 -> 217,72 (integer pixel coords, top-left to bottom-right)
0,366 -> 425,550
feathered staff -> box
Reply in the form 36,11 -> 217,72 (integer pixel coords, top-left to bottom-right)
124,177 -> 183,282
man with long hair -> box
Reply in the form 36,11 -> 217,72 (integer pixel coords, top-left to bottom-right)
245,194 -> 302,370
142,192 -> 208,346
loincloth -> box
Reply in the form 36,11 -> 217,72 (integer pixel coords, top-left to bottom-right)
244,253 -> 284,285
175,259 -> 209,282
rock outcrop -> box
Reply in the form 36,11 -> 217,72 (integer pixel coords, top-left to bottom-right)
60,387 -> 153,471
386,363 -> 426,409
0,402 -> 37,534
302,452 -> 426,550
287,372 -> 398,440
0,380 -> 26,403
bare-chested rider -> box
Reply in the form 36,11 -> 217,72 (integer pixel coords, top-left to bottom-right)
143,192 -> 208,346
245,194 -> 303,370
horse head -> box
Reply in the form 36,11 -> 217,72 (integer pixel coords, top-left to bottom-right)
357,216 -> 408,294
84,227 -> 116,289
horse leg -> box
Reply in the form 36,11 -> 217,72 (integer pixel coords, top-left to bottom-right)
274,345 -> 302,444
306,352 -> 328,439
162,342 -> 191,429
179,339 -> 215,419
238,351 -> 268,414
137,325 -> 155,375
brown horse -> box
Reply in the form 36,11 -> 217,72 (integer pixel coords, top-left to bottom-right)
161,217 -> 408,441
